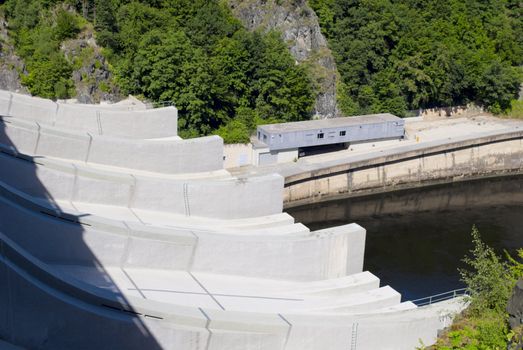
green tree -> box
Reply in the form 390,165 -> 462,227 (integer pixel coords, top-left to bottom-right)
460,226 -> 515,314
22,53 -> 74,98
54,8 -> 80,41
4,0 -> 315,139
312,0 -> 523,115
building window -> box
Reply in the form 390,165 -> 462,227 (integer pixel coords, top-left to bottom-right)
263,134 -> 267,141
258,132 -> 261,139
317,133 -> 324,139
340,131 -> 346,136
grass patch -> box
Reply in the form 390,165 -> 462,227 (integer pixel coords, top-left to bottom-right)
502,100 -> 523,119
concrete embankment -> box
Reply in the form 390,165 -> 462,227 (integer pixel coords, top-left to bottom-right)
283,128 -> 523,208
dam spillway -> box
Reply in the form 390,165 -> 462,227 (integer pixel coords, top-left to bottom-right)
0,90 -> 463,350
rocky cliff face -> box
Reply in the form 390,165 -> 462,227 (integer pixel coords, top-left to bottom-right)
0,10 -> 120,103
0,13 -> 27,93
228,0 -> 340,118
61,29 -> 121,104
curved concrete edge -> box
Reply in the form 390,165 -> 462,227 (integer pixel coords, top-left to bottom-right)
0,91 -> 56,124
2,252 -> 286,350
0,176 -> 292,233
0,118 -> 224,174
0,90 -> 178,139
0,151 -> 284,219
190,271 -> 380,298
0,232 -> 464,349
191,223 -> 365,280
56,105 -> 178,139
0,176 -> 294,233
301,286 -> 401,314
0,183 -> 364,280
284,271 -> 380,297
283,298 -> 465,349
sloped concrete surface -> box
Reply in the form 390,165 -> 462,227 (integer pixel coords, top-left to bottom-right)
0,91 -> 465,349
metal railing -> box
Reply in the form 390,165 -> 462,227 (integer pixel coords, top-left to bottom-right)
411,288 -> 469,307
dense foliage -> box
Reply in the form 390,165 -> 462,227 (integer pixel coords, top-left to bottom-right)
2,0 -> 315,142
309,0 -> 523,116
3,1 -> 83,98
3,0 -> 523,141
426,226 -> 523,350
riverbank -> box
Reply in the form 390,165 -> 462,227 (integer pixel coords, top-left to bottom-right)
231,116 -> 523,208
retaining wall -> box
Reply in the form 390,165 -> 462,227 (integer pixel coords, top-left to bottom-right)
0,119 -> 223,174
0,91 -> 177,139
284,130 -> 523,207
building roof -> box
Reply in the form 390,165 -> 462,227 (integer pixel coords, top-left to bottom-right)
258,113 -> 401,133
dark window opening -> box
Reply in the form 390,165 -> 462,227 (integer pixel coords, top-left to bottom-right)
298,143 -> 348,158
317,133 -> 324,139
340,131 -> 346,136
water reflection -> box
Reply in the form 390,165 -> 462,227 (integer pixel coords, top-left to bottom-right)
287,175 -> 523,300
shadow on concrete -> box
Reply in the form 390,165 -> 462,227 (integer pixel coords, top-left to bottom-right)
0,120 -> 163,349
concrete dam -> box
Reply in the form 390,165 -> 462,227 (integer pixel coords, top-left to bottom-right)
0,90 -> 465,350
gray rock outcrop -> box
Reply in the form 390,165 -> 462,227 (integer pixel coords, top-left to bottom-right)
61,30 -> 122,104
0,14 -> 28,94
508,279 -> 523,330
228,0 -> 340,118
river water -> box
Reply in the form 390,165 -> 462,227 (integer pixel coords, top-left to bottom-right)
286,175 -> 523,301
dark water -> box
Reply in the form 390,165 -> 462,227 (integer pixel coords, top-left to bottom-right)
286,175 -> 523,301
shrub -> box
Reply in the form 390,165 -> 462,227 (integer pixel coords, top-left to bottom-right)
54,8 -> 80,41
459,226 -> 516,315
428,227 -> 522,349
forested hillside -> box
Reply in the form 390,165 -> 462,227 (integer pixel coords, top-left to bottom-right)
1,0 -> 315,141
1,0 -> 522,142
309,0 -> 523,116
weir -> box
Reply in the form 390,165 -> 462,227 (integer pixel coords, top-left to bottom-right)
0,90 -> 471,350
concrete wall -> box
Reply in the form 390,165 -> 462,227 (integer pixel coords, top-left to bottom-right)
223,143 -> 252,169
408,104 -> 485,119
0,230 -> 461,350
0,151 -> 284,218
289,175 -> 523,225
0,119 -> 223,174
0,231 -> 290,350
192,224 -> 365,280
0,90 -> 178,139
277,149 -> 299,163
284,131 -> 523,207
0,187 -> 365,280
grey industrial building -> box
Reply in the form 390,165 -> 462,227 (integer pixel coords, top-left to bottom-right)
255,113 -> 405,164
